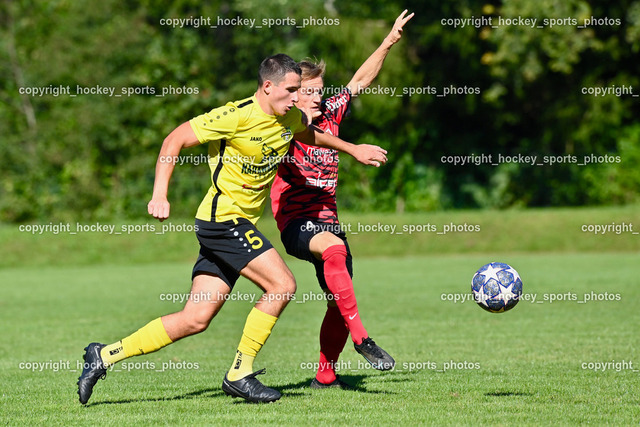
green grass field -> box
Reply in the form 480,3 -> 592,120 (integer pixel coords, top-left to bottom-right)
1,207 -> 639,425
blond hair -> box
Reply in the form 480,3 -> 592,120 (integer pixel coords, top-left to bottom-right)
298,58 -> 326,81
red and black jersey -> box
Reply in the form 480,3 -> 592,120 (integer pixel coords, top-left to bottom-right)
271,88 -> 352,232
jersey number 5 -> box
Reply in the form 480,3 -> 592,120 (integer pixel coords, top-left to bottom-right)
244,230 -> 263,249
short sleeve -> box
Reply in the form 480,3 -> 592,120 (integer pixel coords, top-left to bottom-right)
189,103 -> 241,143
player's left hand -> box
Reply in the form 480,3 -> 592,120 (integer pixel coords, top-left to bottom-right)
387,9 -> 414,45
353,144 -> 388,167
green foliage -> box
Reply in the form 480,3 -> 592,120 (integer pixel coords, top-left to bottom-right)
1,0 -> 639,222
479,0 -> 640,207
582,124 -> 640,203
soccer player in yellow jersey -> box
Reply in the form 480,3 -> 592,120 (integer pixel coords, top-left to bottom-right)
77,54 -> 387,404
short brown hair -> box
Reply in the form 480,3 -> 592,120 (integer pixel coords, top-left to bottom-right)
298,58 -> 326,81
258,54 -> 301,86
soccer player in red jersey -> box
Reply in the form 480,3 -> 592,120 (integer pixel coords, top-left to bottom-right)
270,10 -> 414,388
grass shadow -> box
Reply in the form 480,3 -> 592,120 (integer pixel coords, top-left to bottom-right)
279,375 -> 398,395
485,391 -> 533,397
85,373 -> 397,407
85,387 -> 223,407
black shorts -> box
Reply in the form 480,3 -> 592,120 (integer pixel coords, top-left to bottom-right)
192,218 -> 273,289
280,218 -> 353,290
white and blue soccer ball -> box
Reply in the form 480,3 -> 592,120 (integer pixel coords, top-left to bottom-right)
471,262 -> 522,313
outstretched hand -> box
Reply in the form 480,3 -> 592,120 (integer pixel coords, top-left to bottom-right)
387,9 -> 414,45
352,144 -> 388,167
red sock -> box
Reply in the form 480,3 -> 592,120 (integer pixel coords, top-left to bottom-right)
322,245 -> 368,345
316,305 -> 349,384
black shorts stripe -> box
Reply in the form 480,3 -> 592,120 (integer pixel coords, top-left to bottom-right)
210,140 -> 227,221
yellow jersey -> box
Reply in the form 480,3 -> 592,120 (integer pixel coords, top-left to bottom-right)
189,95 -> 307,224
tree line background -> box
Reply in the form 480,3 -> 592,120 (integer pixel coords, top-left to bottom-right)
2,0 -> 640,222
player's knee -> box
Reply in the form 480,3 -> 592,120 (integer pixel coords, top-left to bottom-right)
280,273 -> 297,296
323,242 -> 347,258
189,318 -> 210,334
269,266 -> 296,293
323,234 -> 345,248
311,232 -> 345,258
184,309 -> 213,334
258,265 -> 296,297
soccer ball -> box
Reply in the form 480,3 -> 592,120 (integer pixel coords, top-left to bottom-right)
471,262 -> 522,313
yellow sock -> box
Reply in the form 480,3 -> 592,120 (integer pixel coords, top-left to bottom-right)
100,341 -> 125,366
227,307 -> 278,381
228,350 -> 256,381
100,318 -> 173,365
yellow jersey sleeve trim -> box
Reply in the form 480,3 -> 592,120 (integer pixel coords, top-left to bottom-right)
189,103 -> 241,144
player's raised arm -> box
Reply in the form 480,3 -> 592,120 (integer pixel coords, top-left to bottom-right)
148,122 -> 201,221
294,125 -> 388,167
345,9 -> 414,97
